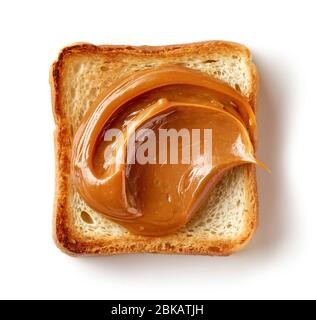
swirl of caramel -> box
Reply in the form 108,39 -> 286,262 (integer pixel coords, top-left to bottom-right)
72,65 -> 262,236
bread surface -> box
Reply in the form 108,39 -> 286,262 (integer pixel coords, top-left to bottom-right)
50,41 -> 258,256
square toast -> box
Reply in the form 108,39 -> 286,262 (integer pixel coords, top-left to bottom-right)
50,41 -> 258,256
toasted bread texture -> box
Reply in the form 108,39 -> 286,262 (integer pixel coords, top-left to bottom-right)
50,41 -> 258,256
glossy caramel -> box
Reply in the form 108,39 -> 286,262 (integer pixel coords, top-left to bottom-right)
72,65 -> 259,236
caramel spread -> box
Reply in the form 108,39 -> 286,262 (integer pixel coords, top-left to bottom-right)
72,65 -> 262,236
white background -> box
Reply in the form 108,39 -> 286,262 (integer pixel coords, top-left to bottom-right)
0,0 -> 315,300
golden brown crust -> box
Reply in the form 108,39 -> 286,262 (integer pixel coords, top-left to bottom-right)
50,40 -> 258,256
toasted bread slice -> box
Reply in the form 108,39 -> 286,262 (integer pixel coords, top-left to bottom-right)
50,41 -> 258,256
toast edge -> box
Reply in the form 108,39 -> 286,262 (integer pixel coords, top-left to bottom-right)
50,41 -> 259,256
